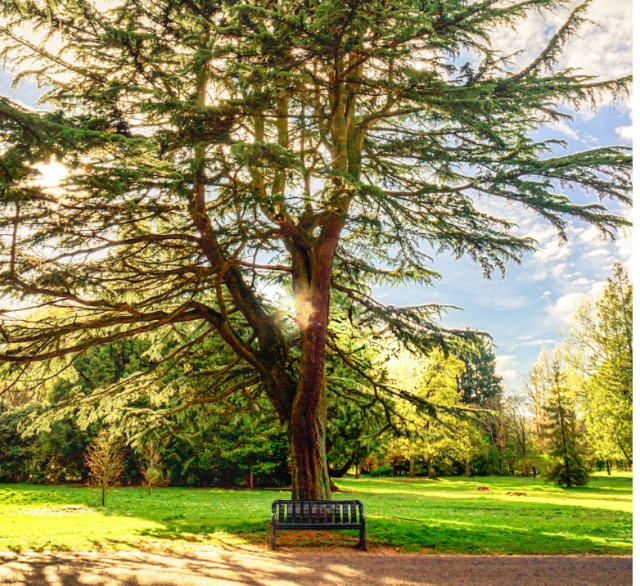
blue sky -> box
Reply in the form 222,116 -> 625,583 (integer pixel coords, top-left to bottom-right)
375,103 -> 633,387
1,0 -> 633,389
374,0 -> 634,387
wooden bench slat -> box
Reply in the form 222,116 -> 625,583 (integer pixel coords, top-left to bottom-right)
271,500 -> 366,551
276,523 -> 362,530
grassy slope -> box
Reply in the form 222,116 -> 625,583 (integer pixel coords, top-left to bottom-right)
0,473 -> 631,554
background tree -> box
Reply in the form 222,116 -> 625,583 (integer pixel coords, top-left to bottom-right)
325,320 -> 392,479
86,430 -> 125,506
0,389 -> 94,484
138,442 -> 165,495
567,263 -> 632,466
386,349 -> 480,478
326,398 -> 385,479
454,335 -> 503,406
0,404 -> 34,482
476,397 -> 510,475
504,394 -> 534,476
535,347 -> 588,488
526,353 -> 552,456
0,0 -> 631,499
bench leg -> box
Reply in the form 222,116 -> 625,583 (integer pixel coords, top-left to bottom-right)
359,524 -> 366,551
271,525 -> 277,550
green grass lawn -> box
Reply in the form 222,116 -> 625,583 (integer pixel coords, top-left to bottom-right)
0,472 -> 631,554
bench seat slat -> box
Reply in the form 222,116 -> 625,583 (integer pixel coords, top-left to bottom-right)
271,500 -> 366,551
277,523 -> 362,530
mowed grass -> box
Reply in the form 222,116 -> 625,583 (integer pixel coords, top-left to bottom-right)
0,472 -> 631,554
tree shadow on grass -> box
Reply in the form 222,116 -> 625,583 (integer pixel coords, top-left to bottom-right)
0,484 -> 631,555
0,549 -> 632,586
129,503 -> 630,556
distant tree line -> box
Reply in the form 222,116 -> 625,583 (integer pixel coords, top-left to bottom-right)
0,266 -> 630,489
520,263 -> 632,487
0,330 -> 500,486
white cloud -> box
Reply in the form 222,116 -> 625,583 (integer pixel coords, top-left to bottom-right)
616,125 -> 633,141
578,225 -> 606,245
460,281 -> 532,310
584,249 -> 610,258
615,92 -> 633,141
564,10 -> 630,76
520,338 -> 558,346
549,120 -> 578,140
615,231 -> 633,277
547,291 -> 585,323
550,263 -> 568,279
571,277 -> 592,286
547,281 -> 607,323
490,0 -> 632,114
495,355 -> 519,381
533,239 -> 572,263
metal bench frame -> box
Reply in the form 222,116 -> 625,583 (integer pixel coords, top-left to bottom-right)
271,499 -> 366,550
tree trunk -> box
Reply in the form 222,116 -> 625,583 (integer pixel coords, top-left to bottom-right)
606,460 -> 611,475
288,229 -> 342,500
291,381 -> 331,500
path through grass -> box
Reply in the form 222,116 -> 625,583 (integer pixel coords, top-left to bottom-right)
0,473 -> 631,554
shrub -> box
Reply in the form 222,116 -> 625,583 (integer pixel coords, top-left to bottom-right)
369,465 -> 394,477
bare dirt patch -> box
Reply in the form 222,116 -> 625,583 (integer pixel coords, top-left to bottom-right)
0,547 -> 631,586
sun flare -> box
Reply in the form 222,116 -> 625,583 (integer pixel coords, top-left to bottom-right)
34,159 -> 68,189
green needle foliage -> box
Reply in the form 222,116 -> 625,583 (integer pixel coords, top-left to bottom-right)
567,263 -> 632,465
0,0 -> 632,499
536,347 -> 589,488
453,334 -> 503,405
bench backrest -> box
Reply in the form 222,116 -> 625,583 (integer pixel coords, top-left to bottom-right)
272,500 -> 364,524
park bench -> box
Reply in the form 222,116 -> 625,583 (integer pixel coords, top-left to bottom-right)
271,499 -> 366,550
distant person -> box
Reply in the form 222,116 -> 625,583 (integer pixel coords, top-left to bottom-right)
532,465 -> 537,479
470,464 -> 475,479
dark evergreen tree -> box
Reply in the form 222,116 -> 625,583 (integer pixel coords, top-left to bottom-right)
326,395 -> 387,478
0,0 -> 631,499
454,335 -> 503,405
160,396 -> 292,488
0,405 -> 32,482
541,350 -> 589,488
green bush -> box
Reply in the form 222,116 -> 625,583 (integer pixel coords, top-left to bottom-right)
369,465 -> 394,477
